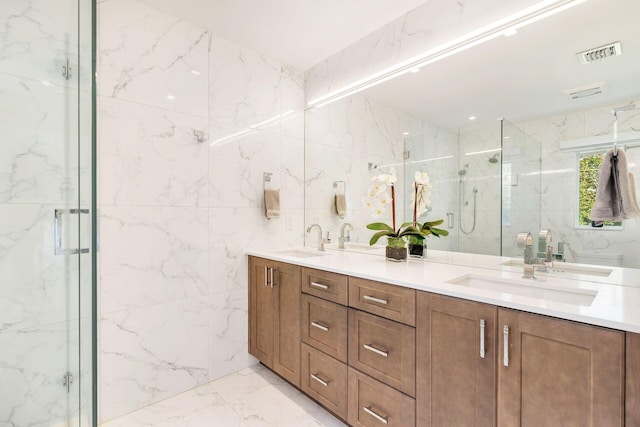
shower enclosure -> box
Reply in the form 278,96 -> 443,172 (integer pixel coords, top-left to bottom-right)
404,119 -> 541,256
1,1 -> 96,425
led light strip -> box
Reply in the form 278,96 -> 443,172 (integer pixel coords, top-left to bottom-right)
307,0 -> 589,109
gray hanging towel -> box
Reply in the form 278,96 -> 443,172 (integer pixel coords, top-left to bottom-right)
590,148 -> 640,222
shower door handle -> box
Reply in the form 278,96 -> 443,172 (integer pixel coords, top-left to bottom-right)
54,209 -> 90,255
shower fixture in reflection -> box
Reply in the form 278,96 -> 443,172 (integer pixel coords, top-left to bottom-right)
488,153 -> 500,163
458,164 -> 477,234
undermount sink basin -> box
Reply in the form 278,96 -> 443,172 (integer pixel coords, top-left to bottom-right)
447,274 -> 598,306
277,249 -> 329,258
501,259 -> 613,277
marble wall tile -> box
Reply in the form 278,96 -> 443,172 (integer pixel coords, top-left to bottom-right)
99,206 -> 209,314
304,96 -> 367,150
0,321 -> 78,427
208,290 -> 254,381
96,0 -> 306,421
209,207 -> 280,295
0,204 -> 81,333
100,297 -> 210,422
99,97 -> 209,207
99,0 -> 209,117
0,0 -> 77,86
209,124 -> 281,209
209,34 -> 282,127
0,74 -> 80,204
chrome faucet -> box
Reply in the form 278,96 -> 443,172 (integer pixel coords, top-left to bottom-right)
517,232 -> 537,279
339,223 -> 354,249
306,224 -> 325,251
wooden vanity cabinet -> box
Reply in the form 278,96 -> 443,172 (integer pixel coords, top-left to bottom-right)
627,332 -> 640,426
416,292 -> 497,427
248,256 -> 301,387
248,258 -> 631,426
498,308 -> 625,427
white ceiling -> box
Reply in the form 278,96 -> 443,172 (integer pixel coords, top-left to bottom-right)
138,0 -> 428,70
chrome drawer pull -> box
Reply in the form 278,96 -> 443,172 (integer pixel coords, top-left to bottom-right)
264,267 -> 269,287
363,295 -> 388,305
311,321 -> 329,332
363,406 -> 388,424
503,325 -> 510,367
311,374 -> 329,387
363,344 -> 388,357
310,281 -> 329,290
269,268 -> 274,288
480,319 -> 486,359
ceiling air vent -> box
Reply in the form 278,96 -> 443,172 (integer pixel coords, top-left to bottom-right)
576,42 -> 622,64
563,81 -> 606,100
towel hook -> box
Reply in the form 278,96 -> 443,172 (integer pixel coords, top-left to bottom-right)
263,172 -> 273,190
613,110 -> 619,156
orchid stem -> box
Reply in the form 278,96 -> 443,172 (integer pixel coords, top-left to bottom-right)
391,184 -> 396,231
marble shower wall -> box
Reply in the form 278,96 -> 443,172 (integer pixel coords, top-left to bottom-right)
517,99 -> 640,268
98,0 -> 304,422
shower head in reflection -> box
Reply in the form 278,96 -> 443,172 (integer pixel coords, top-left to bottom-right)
489,153 -> 500,163
458,164 -> 469,176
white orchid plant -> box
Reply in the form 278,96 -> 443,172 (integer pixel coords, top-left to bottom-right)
410,170 -> 448,242
362,168 -> 423,245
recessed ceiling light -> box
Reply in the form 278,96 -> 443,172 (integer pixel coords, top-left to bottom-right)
409,68 -> 420,74
403,132 -> 410,135
468,116 -> 477,121
166,94 -> 176,100
191,70 -> 201,76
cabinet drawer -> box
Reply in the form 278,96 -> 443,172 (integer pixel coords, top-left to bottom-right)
348,367 -> 415,427
349,309 -> 415,397
349,277 -> 415,326
301,294 -> 348,362
302,268 -> 348,305
301,343 -> 348,421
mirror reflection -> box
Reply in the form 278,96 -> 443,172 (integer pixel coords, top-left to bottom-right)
304,0 -> 640,269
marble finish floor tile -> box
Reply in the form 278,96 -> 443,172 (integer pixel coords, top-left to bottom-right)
101,364 -> 347,427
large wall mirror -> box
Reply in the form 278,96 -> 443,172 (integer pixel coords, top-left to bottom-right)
304,0 -> 640,269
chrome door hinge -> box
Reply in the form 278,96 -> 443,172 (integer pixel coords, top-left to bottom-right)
63,372 -> 73,393
62,59 -> 72,80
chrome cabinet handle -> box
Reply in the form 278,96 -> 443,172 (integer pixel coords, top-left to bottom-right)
311,321 -> 329,332
363,406 -> 388,424
480,319 -> 486,359
269,268 -> 274,288
503,325 -> 510,367
310,281 -> 328,290
363,344 -> 388,357
311,374 -> 329,387
363,295 -> 388,305
264,267 -> 269,287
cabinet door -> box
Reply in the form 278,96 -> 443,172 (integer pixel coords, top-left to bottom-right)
416,292 -> 497,427
273,261 -> 302,386
498,308 -> 624,426
248,256 -> 275,367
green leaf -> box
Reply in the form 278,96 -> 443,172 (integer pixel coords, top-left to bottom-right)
366,222 -> 394,233
369,230 -> 393,245
424,219 -> 444,227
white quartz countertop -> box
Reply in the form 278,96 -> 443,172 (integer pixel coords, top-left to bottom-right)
245,247 -> 640,334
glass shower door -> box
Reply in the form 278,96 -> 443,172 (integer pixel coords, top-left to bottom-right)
0,0 -> 95,425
